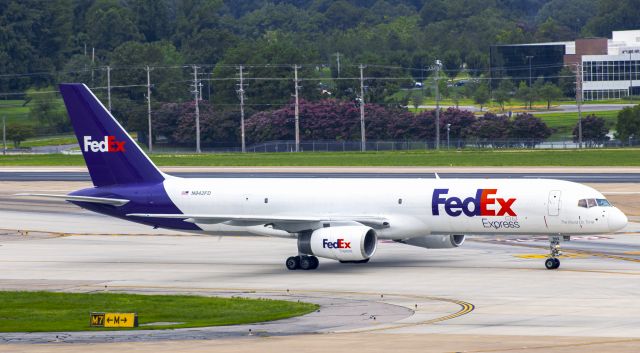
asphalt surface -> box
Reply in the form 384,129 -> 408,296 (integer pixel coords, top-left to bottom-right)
1,182 -> 640,351
1,171 -> 639,183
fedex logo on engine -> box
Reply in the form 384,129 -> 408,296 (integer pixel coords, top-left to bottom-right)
432,189 -> 516,217
323,239 -> 351,249
83,136 -> 125,153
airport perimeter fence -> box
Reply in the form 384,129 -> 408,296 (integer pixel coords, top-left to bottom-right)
4,138 -> 639,155
142,138 -> 640,154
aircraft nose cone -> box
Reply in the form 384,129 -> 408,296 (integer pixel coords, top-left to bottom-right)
608,208 -> 628,232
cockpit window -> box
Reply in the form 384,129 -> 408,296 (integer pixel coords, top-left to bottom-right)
578,198 -> 611,208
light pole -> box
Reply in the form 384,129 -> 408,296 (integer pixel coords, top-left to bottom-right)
526,55 -> 534,87
446,123 -> 451,149
630,51 -> 634,100
526,55 -> 534,109
2,115 -> 5,155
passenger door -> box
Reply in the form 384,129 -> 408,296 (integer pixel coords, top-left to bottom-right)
548,190 -> 561,216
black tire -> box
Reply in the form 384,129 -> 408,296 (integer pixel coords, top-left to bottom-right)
545,258 -> 556,270
299,256 -> 313,270
286,256 -> 299,270
553,258 -> 561,269
310,256 -> 319,269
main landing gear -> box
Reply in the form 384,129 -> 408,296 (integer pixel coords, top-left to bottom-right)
545,236 -> 562,270
286,255 -> 319,270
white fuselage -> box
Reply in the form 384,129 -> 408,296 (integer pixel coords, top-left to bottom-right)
163,177 -> 627,239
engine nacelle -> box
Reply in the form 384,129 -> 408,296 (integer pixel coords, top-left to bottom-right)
298,226 -> 378,261
397,234 -> 465,249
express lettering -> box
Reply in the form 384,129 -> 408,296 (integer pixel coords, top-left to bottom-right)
432,189 -> 516,217
83,136 -> 126,153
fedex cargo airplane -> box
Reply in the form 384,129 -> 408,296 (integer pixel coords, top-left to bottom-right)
21,84 -> 628,271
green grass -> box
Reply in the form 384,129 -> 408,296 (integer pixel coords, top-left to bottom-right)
20,135 -> 77,148
1,149 -> 639,166
0,291 -> 318,332
537,110 -> 619,137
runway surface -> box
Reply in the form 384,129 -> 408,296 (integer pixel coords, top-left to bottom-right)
1,178 -> 640,352
1,171 -> 640,183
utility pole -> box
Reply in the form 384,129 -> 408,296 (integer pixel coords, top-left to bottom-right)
91,47 -> 95,86
293,65 -> 301,152
146,65 -> 153,153
207,71 -> 212,101
576,63 -> 583,149
334,52 -> 341,77
192,65 -> 201,153
435,60 -> 441,150
237,65 -> 246,153
359,64 -> 366,152
106,66 -> 111,112
2,115 -> 6,155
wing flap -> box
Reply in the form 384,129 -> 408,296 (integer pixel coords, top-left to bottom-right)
126,213 -> 390,228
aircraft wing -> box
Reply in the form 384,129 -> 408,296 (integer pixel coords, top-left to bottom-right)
15,193 -> 130,206
126,213 -> 389,229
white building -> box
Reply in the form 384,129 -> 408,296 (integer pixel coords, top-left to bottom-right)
581,30 -> 640,100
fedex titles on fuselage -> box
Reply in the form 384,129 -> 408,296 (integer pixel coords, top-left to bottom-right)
83,136 -> 126,153
432,189 -> 520,229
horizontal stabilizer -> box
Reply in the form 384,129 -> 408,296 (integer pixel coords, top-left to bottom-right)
16,193 -> 129,206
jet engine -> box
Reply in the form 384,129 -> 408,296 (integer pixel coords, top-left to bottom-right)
298,226 -> 378,261
396,234 -> 465,249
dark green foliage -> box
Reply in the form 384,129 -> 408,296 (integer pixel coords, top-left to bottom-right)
573,114 -> 610,146
6,124 -> 35,148
615,105 -> 640,141
0,0 -> 632,140
510,113 -> 553,146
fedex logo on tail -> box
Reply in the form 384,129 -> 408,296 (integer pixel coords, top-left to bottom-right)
83,136 -> 125,153
432,189 -> 516,217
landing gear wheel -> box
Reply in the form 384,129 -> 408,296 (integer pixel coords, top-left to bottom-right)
545,236 -> 562,270
286,256 -> 300,270
299,256 -> 319,270
309,256 -> 319,269
545,257 -> 560,270
545,258 -> 556,270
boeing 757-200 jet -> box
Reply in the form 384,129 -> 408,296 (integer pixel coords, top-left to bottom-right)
20,84 -> 628,271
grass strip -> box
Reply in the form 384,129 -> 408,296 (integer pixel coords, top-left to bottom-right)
0,291 -> 318,332
0,149 -> 639,167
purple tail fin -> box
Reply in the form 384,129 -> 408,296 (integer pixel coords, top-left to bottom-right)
59,83 -> 164,186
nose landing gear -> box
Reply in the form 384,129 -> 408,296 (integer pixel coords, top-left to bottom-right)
545,236 -> 562,270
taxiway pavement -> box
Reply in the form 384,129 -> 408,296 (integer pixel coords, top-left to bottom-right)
1,174 -> 640,352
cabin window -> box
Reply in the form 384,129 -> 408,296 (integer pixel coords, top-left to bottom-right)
264,198 -> 269,204
578,199 -> 587,208
398,198 -> 403,205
